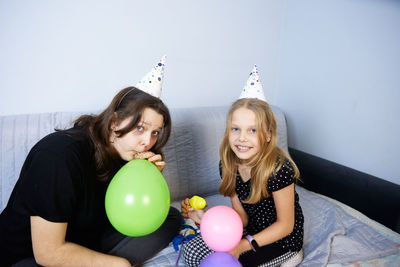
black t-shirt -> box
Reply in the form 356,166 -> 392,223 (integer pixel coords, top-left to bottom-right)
0,129 -> 109,266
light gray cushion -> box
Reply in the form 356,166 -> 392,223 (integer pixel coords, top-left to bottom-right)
0,105 -> 288,210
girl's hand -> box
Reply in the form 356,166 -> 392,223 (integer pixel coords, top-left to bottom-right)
181,199 -> 205,224
229,239 -> 252,259
135,151 -> 166,171
181,198 -> 190,218
229,247 -> 241,259
187,208 -> 204,224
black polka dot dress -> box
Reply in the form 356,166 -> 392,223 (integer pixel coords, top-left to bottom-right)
182,159 -> 304,267
237,159 -> 304,253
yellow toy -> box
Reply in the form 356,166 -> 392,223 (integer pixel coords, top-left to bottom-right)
189,195 -> 207,210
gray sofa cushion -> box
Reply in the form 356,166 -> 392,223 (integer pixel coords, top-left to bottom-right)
0,105 -> 288,210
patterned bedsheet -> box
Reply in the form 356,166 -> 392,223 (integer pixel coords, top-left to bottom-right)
142,187 -> 400,267
320,192 -> 400,267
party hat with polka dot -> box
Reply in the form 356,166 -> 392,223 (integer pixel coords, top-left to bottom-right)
135,55 -> 166,98
238,65 -> 266,102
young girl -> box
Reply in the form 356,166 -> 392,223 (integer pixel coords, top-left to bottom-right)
0,57 -> 181,267
182,66 -> 304,267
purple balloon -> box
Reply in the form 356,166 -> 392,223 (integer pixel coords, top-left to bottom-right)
199,252 -> 242,267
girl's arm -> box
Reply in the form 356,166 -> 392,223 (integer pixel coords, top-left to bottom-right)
31,216 -> 132,267
229,184 -> 295,258
231,193 -> 248,227
254,183 -> 295,244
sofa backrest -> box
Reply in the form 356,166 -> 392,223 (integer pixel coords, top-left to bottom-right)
0,105 -> 288,211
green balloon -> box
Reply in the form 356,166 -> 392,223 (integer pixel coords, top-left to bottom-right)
105,159 -> 170,237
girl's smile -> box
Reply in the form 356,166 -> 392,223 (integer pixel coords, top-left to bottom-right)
235,145 -> 253,152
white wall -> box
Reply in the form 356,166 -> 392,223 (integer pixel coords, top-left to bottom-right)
0,0 -> 283,115
1,0 -> 399,185
276,0 -> 400,185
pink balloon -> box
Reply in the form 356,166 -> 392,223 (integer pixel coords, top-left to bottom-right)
200,205 -> 243,252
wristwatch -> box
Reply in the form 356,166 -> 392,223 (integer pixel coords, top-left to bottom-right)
245,235 -> 260,252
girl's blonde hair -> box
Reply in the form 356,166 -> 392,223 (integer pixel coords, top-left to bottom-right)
219,98 -> 299,204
